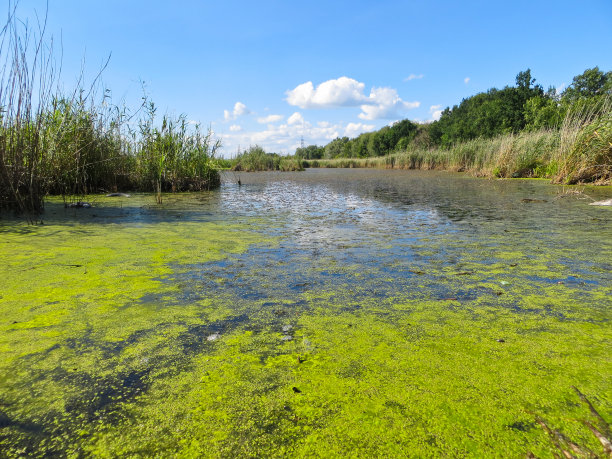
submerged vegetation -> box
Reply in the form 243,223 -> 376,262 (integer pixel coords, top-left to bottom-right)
301,68 -> 612,184
0,5 -> 220,215
1,179 -> 610,456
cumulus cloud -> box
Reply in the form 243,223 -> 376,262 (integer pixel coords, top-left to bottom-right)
221,116 -> 375,156
224,101 -> 250,121
257,114 -> 284,124
287,112 -> 304,125
345,122 -> 375,137
229,124 -> 242,132
358,87 -> 420,121
404,74 -> 424,81
286,77 -> 419,121
464,77 -> 470,84
429,104 -> 443,121
286,77 -> 367,109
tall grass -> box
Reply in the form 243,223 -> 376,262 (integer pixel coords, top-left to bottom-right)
305,103 -> 612,185
305,131 -> 560,178
134,103 -> 220,203
232,145 -> 303,172
0,4 -> 220,216
553,96 -> 612,184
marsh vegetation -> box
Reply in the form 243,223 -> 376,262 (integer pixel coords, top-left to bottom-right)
0,6 -> 220,216
300,69 -> 612,185
1,4 -> 611,458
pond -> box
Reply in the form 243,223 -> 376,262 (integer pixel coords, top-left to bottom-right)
1,169 -> 611,457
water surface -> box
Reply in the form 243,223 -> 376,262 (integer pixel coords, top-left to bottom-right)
1,169 -> 610,457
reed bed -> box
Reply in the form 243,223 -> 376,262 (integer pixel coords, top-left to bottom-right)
0,6 -> 220,216
305,105 -> 611,185
232,146 -> 303,172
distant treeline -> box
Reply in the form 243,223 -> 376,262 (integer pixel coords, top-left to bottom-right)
298,67 -> 611,184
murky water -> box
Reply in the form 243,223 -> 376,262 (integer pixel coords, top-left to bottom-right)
1,169 -> 611,457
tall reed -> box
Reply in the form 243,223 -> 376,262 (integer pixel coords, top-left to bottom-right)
553,96 -> 611,184
0,5 -> 221,215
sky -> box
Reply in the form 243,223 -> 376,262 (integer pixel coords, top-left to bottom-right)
9,0 -> 612,157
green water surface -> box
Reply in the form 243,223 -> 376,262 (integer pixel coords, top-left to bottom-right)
1,169 -> 610,457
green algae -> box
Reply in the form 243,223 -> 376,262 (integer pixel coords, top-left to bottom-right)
60,293 -> 609,457
1,178 -> 611,457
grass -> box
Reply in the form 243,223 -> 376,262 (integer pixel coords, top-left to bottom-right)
553,97 -> 612,185
232,145 -> 304,172
0,5 -> 220,216
304,102 -> 612,185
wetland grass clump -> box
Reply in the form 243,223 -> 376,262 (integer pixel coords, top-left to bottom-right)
232,145 -> 304,172
304,130 -> 560,178
304,116 -> 611,185
0,7 -> 220,215
553,96 -> 612,185
134,104 -> 221,203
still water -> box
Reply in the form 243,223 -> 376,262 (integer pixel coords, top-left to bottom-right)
1,169 -> 610,457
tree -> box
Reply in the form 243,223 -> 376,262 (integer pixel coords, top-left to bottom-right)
562,67 -> 612,101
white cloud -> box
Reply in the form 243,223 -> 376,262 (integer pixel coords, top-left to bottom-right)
287,112 -> 304,125
224,101 -> 250,121
229,124 -> 242,132
286,77 -> 367,109
257,114 -> 284,124
555,83 -> 566,95
404,74 -> 424,81
345,122 -> 375,137
287,77 -> 419,121
358,87 -> 420,121
464,77 -> 470,84
429,104 -> 443,121
221,116 -> 374,156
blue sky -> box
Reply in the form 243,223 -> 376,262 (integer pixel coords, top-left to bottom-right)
12,0 -> 612,156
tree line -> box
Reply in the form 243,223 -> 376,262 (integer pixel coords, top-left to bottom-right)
296,67 -> 611,159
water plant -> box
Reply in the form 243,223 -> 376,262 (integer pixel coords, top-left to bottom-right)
0,5 -> 220,215
232,145 -> 304,172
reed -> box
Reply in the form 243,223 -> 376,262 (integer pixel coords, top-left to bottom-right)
553,96 -> 611,184
304,131 -> 560,178
232,145 -> 303,171
0,4 -> 220,215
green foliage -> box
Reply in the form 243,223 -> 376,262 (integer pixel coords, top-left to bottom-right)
295,145 -> 324,160
317,120 -> 418,160
561,66 -> 612,102
524,95 -> 563,131
431,69 -> 544,146
324,137 -> 350,158
232,145 -> 304,171
0,8 -> 220,214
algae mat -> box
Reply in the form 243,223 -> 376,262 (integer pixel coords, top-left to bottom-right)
1,170 -> 611,457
